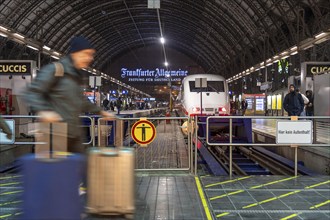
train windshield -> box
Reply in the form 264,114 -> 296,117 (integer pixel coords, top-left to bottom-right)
189,81 -> 225,93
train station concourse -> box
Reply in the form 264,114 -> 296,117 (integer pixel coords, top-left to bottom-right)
0,0 -> 329,220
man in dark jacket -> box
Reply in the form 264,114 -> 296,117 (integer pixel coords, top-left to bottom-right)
283,84 -> 304,116
24,36 -> 113,153
116,97 -> 122,114
102,98 -> 109,110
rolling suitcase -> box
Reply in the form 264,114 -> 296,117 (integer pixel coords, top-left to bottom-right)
87,117 -> 135,218
86,147 -> 135,218
20,122 -> 85,220
20,153 -> 85,220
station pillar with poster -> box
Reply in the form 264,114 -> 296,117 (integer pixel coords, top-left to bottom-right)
242,94 -> 266,116
0,60 -> 37,135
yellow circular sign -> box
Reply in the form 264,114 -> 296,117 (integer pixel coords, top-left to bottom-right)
131,120 -> 156,145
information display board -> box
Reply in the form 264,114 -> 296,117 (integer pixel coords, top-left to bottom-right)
255,98 -> 264,111
246,98 -> 253,110
0,119 -> 15,144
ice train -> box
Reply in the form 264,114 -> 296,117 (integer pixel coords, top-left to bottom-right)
176,74 -> 230,117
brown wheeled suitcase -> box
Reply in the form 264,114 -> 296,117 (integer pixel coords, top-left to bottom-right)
86,147 -> 135,219
32,122 -> 68,156
87,117 -> 134,218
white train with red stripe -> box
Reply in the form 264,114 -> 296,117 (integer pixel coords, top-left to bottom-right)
176,74 -> 230,117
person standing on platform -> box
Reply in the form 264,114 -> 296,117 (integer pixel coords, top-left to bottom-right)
110,101 -> 114,111
23,36 -> 113,153
241,99 -> 248,116
295,88 -> 309,116
102,98 -> 109,110
305,90 -> 314,116
116,97 -> 122,114
283,84 -> 304,116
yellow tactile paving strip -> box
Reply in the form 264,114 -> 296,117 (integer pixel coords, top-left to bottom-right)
200,175 -> 330,219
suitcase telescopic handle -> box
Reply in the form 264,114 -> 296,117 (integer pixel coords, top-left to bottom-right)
101,151 -> 119,157
50,123 -> 53,158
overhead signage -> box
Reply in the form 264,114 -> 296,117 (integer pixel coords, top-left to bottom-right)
121,68 -> 188,83
276,121 -> 312,144
306,63 -> 330,75
0,60 -> 34,75
260,82 -> 272,91
0,119 -> 15,144
89,76 -> 102,87
131,119 -> 156,146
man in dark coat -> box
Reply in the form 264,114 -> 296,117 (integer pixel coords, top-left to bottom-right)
102,98 -> 109,110
24,36 -> 113,153
283,84 -> 304,116
116,97 -> 122,114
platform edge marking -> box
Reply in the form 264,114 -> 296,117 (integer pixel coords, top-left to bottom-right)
216,212 -> 230,218
280,213 -> 300,220
205,176 -> 251,188
310,200 -> 330,209
195,176 -> 213,220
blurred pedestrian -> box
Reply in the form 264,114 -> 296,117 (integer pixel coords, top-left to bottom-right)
23,36 -> 113,153
283,84 -> 304,116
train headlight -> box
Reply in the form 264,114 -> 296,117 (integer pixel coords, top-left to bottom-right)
219,107 -> 226,112
192,107 -> 200,112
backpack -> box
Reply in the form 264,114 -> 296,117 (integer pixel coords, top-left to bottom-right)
54,62 -> 64,77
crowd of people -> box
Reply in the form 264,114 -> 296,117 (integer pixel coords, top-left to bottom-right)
102,98 -> 161,113
283,84 -> 314,116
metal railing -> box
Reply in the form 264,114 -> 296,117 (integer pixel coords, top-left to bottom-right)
107,116 -> 192,171
1,115 -> 95,145
197,115 -> 330,177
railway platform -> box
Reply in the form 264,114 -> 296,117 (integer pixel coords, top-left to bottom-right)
0,114 -> 329,220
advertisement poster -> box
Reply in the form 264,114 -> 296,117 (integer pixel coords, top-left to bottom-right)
276,94 -> 282,110
256,98 -> 264,111
267,96 -> 272,110
246,98 -> 253,110
0,88 -> 12,115
271,95 -> 277,110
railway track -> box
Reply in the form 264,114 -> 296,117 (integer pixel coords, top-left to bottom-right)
203,143 -> 313,176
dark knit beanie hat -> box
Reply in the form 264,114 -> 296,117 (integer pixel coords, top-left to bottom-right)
69,36 -> 94,53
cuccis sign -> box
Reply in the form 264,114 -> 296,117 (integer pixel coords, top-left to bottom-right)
306,64 -> 330,75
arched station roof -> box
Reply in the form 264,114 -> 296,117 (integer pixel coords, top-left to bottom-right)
0,0 -> 329,78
